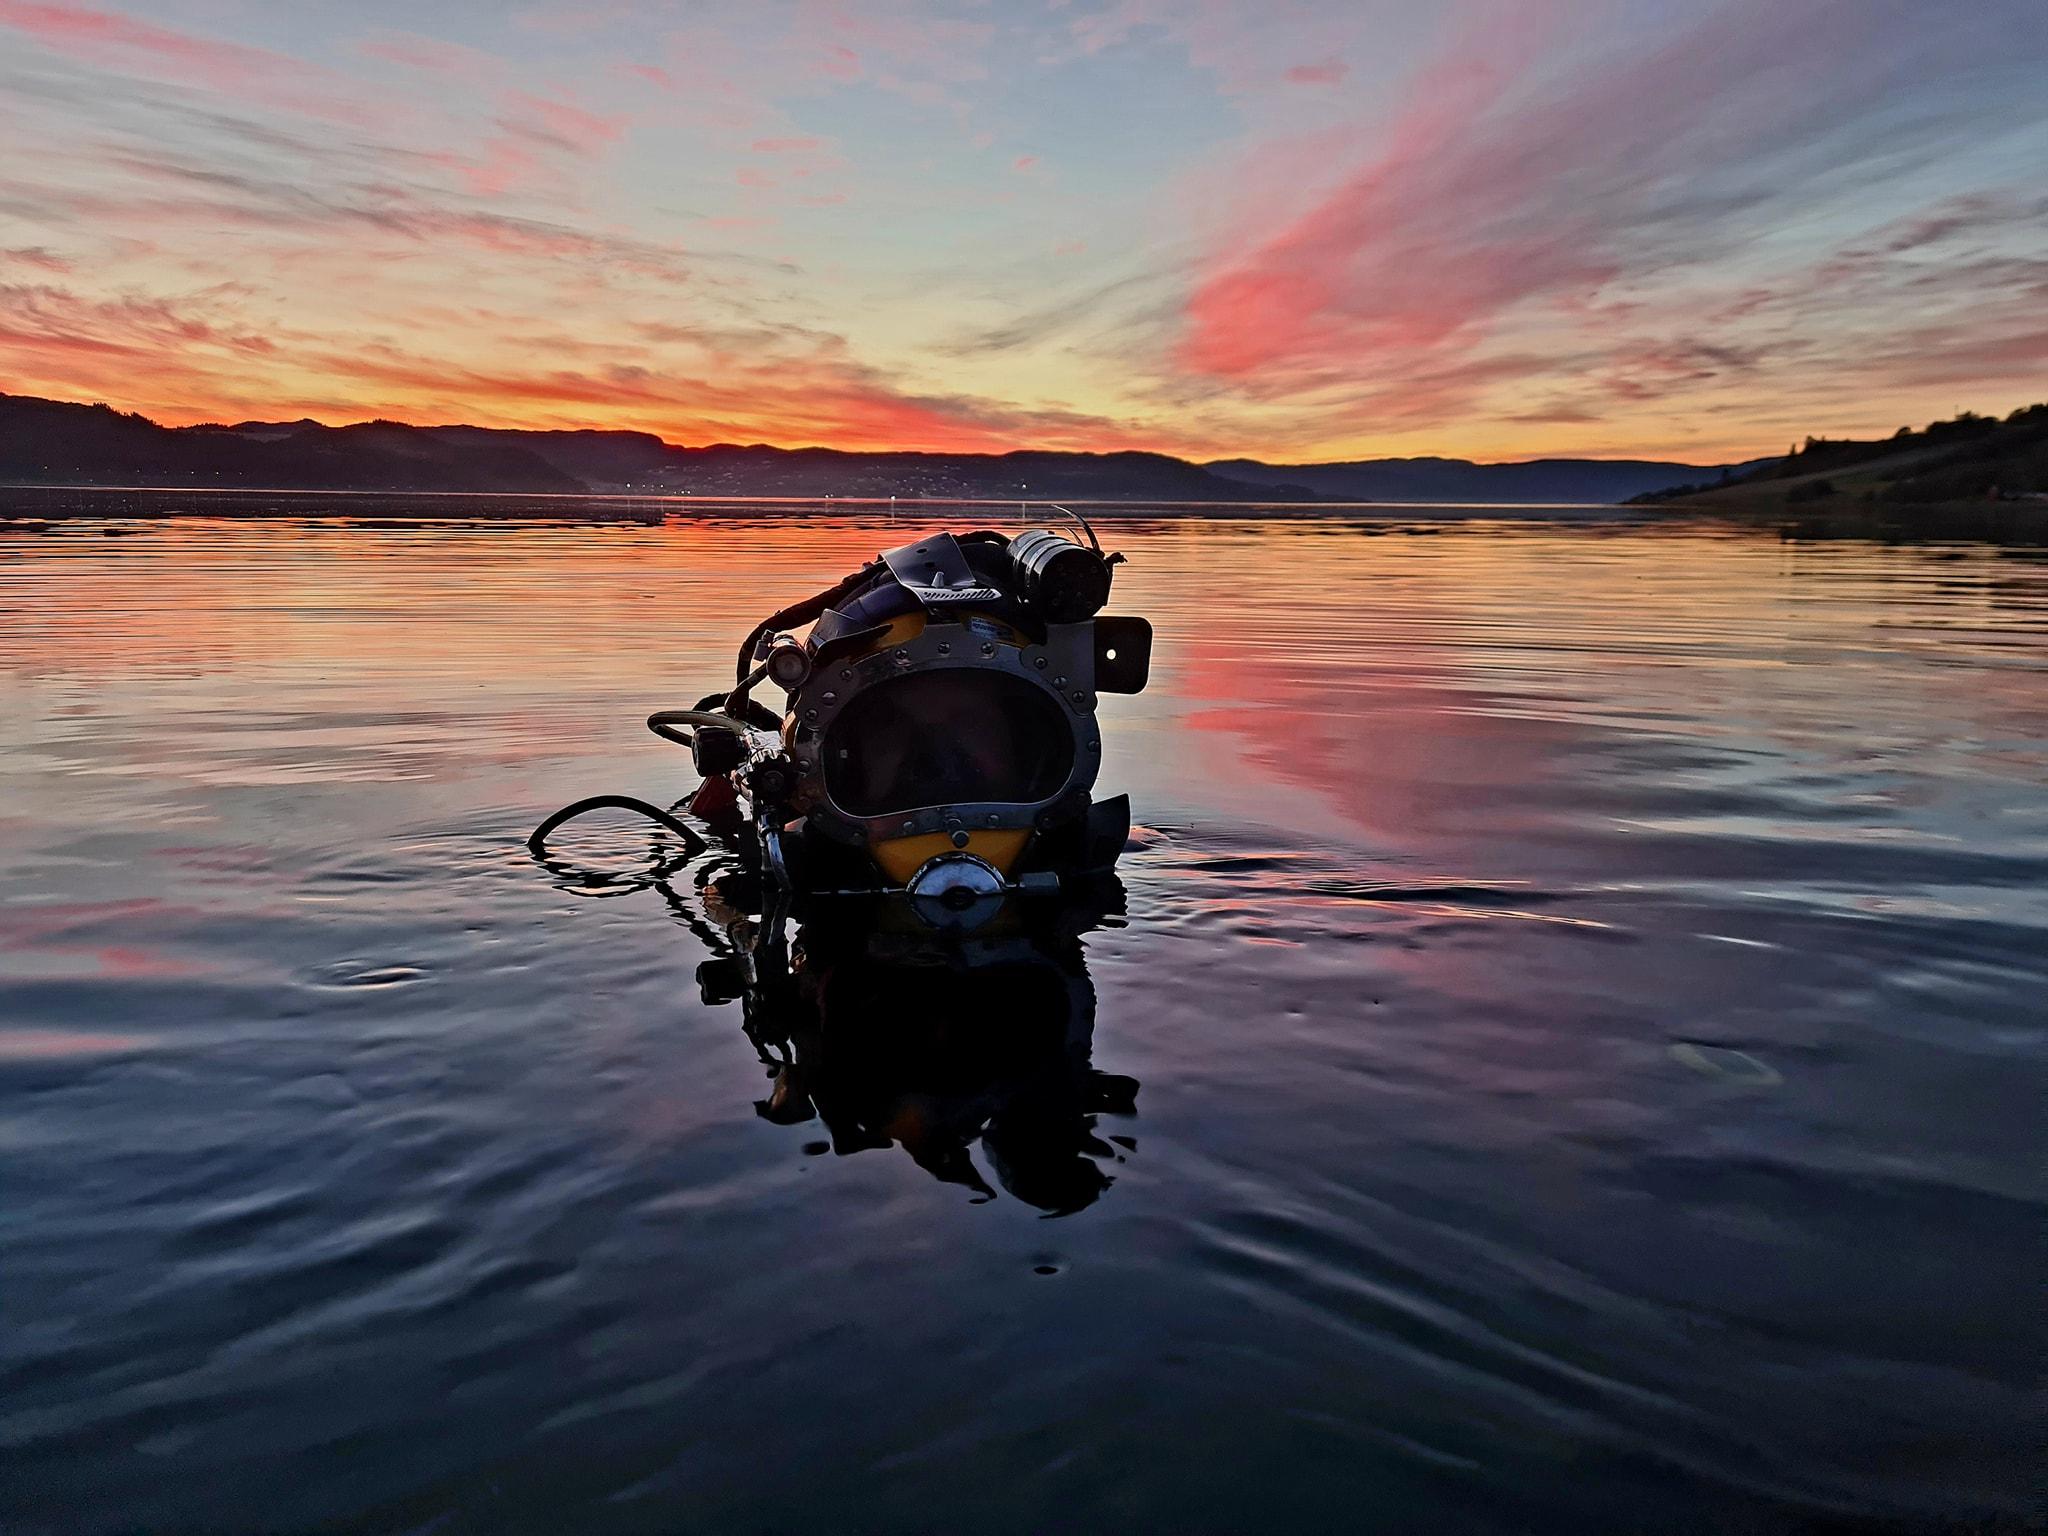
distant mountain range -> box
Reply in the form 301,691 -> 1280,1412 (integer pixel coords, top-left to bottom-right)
0,391 -> 1755,503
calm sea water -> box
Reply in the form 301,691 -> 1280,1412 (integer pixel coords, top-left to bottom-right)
2,499 -> 2042,1533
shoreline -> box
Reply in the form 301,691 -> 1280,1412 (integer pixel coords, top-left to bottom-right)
3,483 -> 2043,543
1631,487 -> 2048,544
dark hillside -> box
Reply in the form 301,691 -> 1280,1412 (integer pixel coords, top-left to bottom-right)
1631,404 -> 2047,507
0,395 -> 581,492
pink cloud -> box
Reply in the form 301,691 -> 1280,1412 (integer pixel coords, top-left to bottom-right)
1182,32 -> 1537,378
427,138 -> 544,198
288,333 -> 1151,456
499,91 -> 628,156
1013,154 -> 1039,172
1060,0 -> 1363,98
2,246 -> 73,272
417,86 -> 634,196
0,0 -> 285,82
19,163 -> 706,280
359,32 -> 498,78
751,136 -> 823,152
1284,57 -> 1347,85
0,281 -> 282,410
392,212 -> 691,277
1178,0 -> 2023,406
793,0 -> 991,100
0,0 -> 374,125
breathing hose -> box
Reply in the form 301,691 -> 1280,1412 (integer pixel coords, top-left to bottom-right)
527,794 -> 707,860
527,699 -> 772,863
646,707 -> 762,749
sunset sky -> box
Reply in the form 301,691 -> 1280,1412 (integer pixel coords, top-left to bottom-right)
1,0 -> 2043,463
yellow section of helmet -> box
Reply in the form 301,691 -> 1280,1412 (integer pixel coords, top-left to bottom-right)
871,828 -> 1031,885
870,613 -> 927,650
847,611 -> 1028,660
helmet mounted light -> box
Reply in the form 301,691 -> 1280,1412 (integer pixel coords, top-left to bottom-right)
764,638 -> 812,690
1006,527 -> 1112,623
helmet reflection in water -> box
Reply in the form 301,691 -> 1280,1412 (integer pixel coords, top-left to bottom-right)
700,881 -> 1139,1214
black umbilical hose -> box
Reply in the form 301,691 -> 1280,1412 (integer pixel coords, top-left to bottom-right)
527,794 -> 706,859
529,701 -> 761,867
645,706 -> 757,749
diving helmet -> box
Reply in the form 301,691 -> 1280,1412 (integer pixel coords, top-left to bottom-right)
683,522 -> 1151,916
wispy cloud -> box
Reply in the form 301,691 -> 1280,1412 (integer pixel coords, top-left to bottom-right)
0,0 -> 379,124
2,245 -> 73,272
496,90 -> 627,157
1284,58 -> 1347,86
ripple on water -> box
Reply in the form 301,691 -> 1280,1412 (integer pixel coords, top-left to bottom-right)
307,960 -> 432,990
1668,1041 -> 1784,1085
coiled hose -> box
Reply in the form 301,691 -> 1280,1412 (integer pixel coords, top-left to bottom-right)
525,708 -> 767,860
526,794 -> 706,859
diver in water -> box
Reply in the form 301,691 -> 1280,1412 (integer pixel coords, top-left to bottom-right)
532,517 -> 1152,1209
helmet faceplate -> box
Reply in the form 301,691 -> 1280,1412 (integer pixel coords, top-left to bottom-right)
783,610 -> 1106,850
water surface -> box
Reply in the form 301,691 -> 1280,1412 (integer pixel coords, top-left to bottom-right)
2,502 -> 2041,1532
